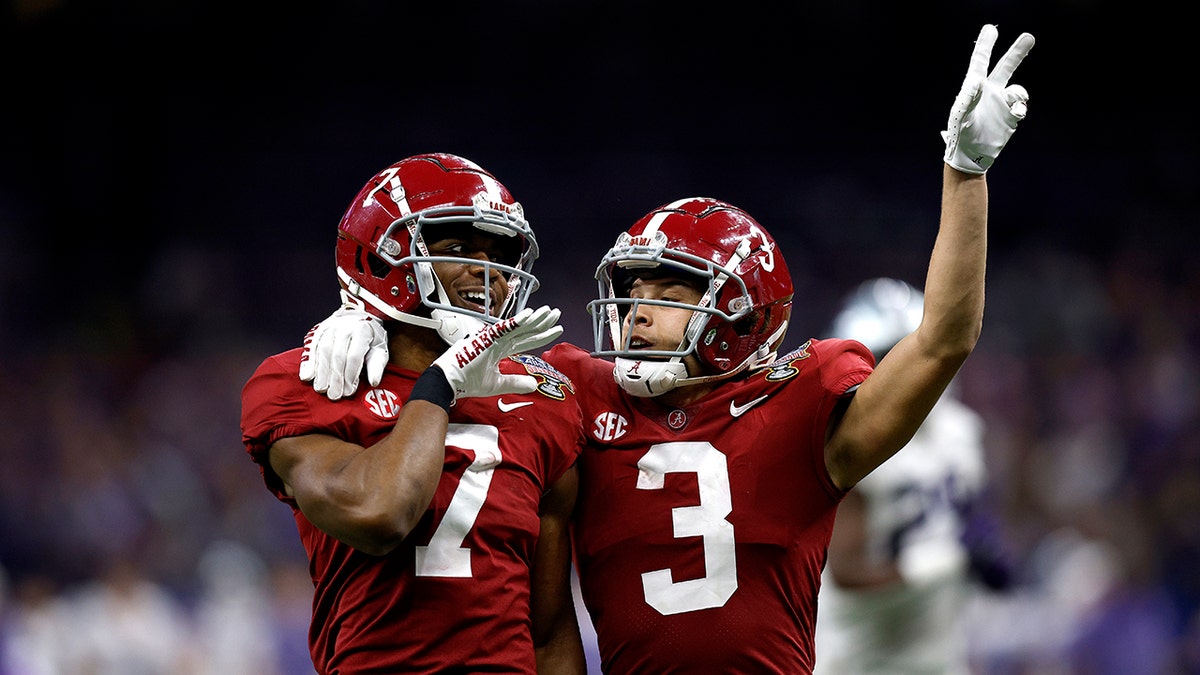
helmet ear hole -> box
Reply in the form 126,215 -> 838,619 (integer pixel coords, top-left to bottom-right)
348,246 -> 368,277
367,251 -> 392,279
732,310 -> 763,337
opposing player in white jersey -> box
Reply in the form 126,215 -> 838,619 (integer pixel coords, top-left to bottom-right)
814,278 -> 1001,674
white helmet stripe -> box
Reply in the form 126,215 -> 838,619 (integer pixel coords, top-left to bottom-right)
479,173 -> 505,204
643,197 -> 693,237
361,166 -> 414,217
390,171 -> 412,217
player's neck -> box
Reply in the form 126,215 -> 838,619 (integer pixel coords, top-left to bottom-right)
389,325 -> 445,372
653,380 -> 720,409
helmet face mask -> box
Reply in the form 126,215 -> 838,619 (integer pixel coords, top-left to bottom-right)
335,154 -> 540,343
588,197 -> 794,396
599,255 -> 752,362
402,218 -> 531,322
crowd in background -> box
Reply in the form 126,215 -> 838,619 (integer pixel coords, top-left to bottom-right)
2,0 -> 1195,672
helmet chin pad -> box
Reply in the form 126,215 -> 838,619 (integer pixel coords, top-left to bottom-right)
613,357 -> 689,397
431,309 -> 486,346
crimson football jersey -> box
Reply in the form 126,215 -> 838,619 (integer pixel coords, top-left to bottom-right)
241,349 -> 583,675
546,338 -> 873,674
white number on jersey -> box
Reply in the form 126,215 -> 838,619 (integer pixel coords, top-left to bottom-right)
414,424 -> 501,577
636,441 -> 738,615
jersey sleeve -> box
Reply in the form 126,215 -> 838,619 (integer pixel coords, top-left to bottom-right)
240,349 -> 325,501
788,338 -> 875,499
503,352 -> 586,486
540,342 -> 599,385
812,337 -> 876,394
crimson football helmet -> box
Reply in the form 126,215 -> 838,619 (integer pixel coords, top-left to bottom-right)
335,153 -> 540,344
589,197 -> 794,397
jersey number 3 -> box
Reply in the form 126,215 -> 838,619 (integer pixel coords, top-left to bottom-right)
414,424 -> 500,578
637,441 -> 738,615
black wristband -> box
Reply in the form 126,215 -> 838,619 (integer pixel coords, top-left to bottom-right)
410,366 -> 454,412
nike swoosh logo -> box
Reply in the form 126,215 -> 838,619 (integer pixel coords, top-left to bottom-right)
729,394 -> 769,418
498,399 -> 534,413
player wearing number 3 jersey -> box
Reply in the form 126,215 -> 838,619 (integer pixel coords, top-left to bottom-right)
294,25 -> 1035,674
550,337 -> 872,671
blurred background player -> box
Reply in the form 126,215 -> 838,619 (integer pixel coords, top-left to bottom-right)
814,277 -> 1011,674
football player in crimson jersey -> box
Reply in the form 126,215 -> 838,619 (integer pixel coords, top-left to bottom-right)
240,153 -> 588,675
295,25 -> 1035,673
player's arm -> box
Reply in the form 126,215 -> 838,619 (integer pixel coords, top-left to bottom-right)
272,306 -> 566,555
269,399 -> 450,556
531,464 -> 586,674
827,166 -> 987,488
825,25 -> 1034,490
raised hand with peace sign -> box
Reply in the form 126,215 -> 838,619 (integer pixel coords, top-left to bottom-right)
942,24 -> 1036,174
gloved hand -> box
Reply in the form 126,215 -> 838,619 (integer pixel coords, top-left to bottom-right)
942,24 -> 1036,174
432,305 -> 563,401
299,305 -> 389,401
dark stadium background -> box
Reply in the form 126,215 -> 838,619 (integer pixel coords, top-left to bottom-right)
1,1 -> 1195,672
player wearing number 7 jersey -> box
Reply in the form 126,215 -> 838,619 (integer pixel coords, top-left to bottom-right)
240,154 -> 587,674
295,25 -> 1035,673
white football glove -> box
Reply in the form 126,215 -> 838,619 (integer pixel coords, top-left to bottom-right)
432,305 -> 563,401
942,24 -> 1035,174
299,306 -> 389,401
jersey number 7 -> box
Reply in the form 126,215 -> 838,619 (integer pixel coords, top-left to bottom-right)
415,423 -> 500,578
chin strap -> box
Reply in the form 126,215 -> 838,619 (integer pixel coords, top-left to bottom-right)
430,309 -> 486,345
336,265 -> 481,346
423,259 -> 488,343
612,319 -> 788,398
612,357 -> 689,398
613,355 -> 752,398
